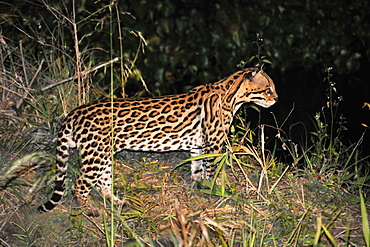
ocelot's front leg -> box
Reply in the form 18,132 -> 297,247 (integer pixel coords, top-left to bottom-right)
190,149 -> 205,181
190,145 -> 221,182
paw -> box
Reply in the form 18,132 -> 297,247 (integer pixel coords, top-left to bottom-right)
84,206 -> 101,217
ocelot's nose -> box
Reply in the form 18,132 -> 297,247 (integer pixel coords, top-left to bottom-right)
274,96 -> 279,101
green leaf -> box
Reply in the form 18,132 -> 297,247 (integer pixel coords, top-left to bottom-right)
360,192 -> 370,247
198,180 -> 231,197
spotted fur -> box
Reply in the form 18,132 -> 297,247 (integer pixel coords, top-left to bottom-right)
38,66 -> 278,216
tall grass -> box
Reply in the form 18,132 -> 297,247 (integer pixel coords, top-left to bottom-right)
0,0 -> 144,245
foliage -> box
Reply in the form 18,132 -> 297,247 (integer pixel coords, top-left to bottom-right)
116,0 -> 370,94
2,0 -> 369,96
11,219 -> 41,247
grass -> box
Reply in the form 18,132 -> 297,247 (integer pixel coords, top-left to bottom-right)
1,114 -> 369,246
1,0 -> 370,246
361,192 -> 370,247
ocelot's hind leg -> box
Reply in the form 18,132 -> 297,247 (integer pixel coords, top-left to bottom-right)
75,150 -> 129,216
74,151 -> 112,216
74,178 -> 100,217
74,160 -> 103,216
96,161 -> 128,207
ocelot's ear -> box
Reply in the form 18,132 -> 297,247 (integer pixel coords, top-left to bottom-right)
255,63 -> 264,71
243,71 -> 254,80
243,64 -> 264,80
243,69 -> 260,81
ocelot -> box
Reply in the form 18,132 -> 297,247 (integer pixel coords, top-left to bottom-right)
38,65 -> 278,216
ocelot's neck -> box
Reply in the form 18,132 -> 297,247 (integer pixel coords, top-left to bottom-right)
212,80 -> 245,112
204,84 -> 242,127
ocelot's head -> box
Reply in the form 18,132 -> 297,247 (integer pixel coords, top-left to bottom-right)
236,65 -> 278,108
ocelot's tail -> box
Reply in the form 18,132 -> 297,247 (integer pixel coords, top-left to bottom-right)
38,122 -> 72,213
37,174 -> 66,212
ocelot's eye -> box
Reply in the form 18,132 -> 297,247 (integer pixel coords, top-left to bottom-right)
266,87 -> 275,97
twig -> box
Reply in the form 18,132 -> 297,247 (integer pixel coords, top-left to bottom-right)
0,237 -> 11,247
72,0 -> 82,105
30,59 -> 45,86
0,84 -> 23,98
269,165 -> 289,193
16,59 -> 44,108
19,40 -> 29,86
41,57 -> 120,91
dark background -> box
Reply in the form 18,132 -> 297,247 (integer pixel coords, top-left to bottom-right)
1,0 -> 369,156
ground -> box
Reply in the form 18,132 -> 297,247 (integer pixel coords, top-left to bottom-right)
0,150 -> 367,246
